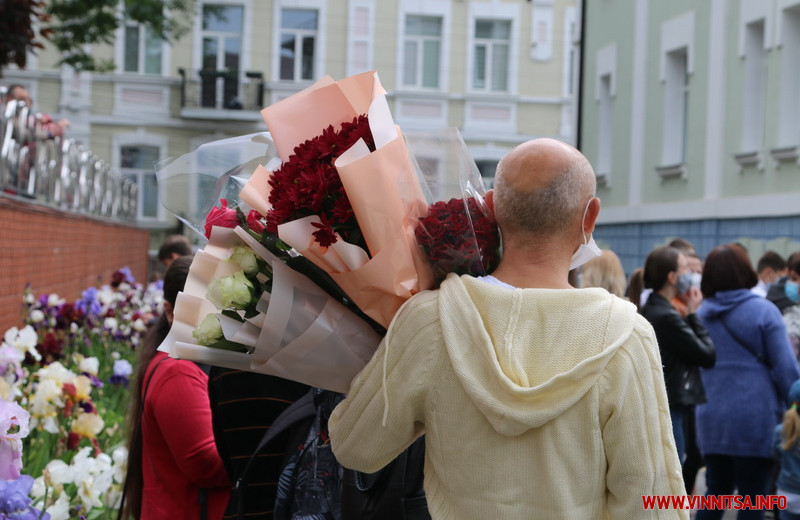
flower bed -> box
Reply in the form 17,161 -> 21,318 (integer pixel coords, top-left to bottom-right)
0,268 -> 162,519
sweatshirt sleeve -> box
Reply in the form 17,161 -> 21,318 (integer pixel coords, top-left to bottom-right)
601,322 -> 689,520
150,361 -> 230,489
663,312 -> 716,368
329,296 -> 439,473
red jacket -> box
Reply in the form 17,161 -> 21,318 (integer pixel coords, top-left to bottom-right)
141,352 -> 230,519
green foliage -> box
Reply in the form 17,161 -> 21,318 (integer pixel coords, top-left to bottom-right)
0,0 -> 51,73
7,0 -> 197,72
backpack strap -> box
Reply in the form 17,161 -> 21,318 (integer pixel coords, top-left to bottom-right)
717,310 -> 767,365
234,389 -> 317,519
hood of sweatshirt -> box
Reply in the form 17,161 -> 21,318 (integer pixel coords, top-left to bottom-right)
438,275 -> 641,437
698,288 -> 761,320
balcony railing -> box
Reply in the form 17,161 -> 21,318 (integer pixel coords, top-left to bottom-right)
179,69 -> 265,112
0,95 -> 137,221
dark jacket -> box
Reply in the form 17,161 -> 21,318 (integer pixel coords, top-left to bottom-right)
641,293 -> 716,406
767,276 -> 797,314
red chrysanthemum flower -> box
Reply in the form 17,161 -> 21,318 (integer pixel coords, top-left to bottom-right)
266,115 -> 375,249
415,196 -> 500,286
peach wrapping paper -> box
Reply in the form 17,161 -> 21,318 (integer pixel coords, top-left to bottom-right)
256,70 -> 433,327
158,226 -> 382,393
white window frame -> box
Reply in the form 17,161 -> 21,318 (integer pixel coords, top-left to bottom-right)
595,44 -> 616,183
741,19 -> 768,153
774,1 -> 800,161
466,2 -> 520,95
396,1 -> 451,92
192,0 -> 252,79
657,12 -> 694,175
401,15 -> 444,89
114,21 -> 169,76
112,131 -> 168,222
279,9 -> 319,81
272,0 -> 327,84
346,0 -> 375,76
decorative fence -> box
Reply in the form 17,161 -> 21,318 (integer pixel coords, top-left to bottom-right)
0,96 -> 137,221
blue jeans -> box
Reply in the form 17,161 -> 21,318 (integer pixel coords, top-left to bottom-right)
696,455 -> 776,520
670,405 -> 686,462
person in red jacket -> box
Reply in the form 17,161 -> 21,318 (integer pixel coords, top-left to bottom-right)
122,256 -> 230,519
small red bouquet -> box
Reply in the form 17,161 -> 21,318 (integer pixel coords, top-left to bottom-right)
265,115 -> 375,249
415,196 -> 500,285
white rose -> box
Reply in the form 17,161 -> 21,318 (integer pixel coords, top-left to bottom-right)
79,357 -> 99,376
132,318 -> 147,332
47,294 -> 64,307
192,314 -> 224,346
207,271 -> 254,309
29,309 -> 45,323
230,246 -> 260,275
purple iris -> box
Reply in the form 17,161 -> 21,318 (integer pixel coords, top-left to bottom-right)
118,266 -> 136,284
0,475 -> 49,520
75,287 -> 102,317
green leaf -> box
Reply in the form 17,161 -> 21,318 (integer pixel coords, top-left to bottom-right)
221,309 -> 244,322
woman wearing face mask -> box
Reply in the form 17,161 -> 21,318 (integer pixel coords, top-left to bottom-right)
694,244 -> 800,520
640,245 -> 716,465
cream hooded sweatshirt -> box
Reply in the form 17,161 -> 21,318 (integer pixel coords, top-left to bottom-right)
329,274 -> 687,520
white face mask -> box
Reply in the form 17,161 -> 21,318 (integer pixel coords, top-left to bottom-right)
570,198 -> 602,271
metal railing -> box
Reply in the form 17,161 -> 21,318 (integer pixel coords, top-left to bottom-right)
178,69 -> 264,111
0,94 -> 137,221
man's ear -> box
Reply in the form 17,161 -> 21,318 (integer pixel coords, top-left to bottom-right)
485,190 -> 495,216
583,197 -> 601,234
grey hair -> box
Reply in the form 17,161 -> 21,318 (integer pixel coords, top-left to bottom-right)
493,160 -> 595,238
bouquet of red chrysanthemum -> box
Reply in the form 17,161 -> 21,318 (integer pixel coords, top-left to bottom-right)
265,115 -> 375,250
156,72 -> 498,393
240,71 -> 434,328
416,197 -> 500,286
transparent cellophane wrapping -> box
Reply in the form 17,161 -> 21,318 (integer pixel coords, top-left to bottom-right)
155,72 -> 499,392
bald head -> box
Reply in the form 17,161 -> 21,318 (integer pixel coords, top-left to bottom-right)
493,138 -> 596,240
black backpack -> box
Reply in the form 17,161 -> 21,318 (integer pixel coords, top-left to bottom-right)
235,388 -> 430,520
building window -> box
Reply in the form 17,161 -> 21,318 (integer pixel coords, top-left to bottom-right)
123,24 -> 162,74
742,19 -> 767,151
403,15 -> 442,89
121,145 -> 161,220
475,159 -> 499,189
280,9 -> 318,81
201,4 -> 243,73
472,19 -> 511,92
661,47 -> 689,166
200,4 -> 244,108
779,6 -> 800,146
597,74 -> 613,175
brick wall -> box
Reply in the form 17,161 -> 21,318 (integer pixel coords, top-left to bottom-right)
0,196 -> 149,334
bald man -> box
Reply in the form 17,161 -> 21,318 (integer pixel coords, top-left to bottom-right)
330,139 -> 687,519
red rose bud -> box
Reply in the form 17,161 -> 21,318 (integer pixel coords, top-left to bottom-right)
246,210 -> 267,234
204,199 -> 240,239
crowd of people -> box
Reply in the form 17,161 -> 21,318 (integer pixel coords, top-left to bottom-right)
120,139 -> 800,520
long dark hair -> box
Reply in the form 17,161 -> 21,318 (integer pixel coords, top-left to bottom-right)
121,256 -> 192,519
643,245 -> 681,292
